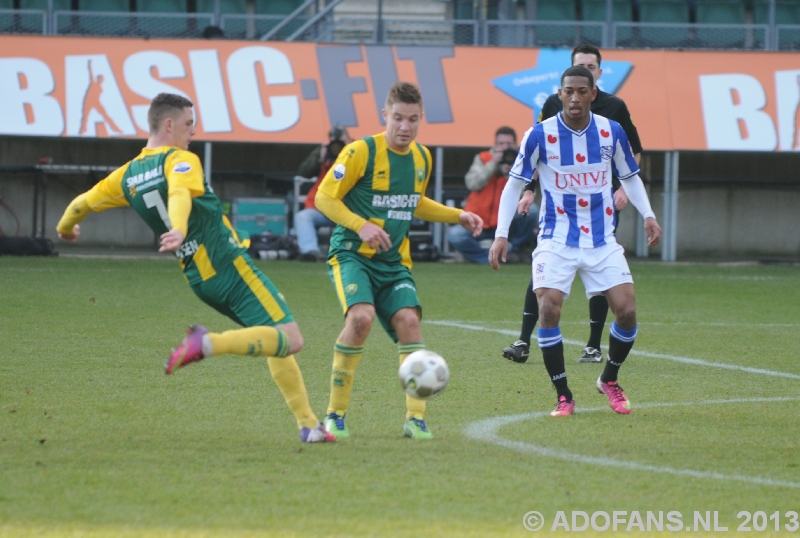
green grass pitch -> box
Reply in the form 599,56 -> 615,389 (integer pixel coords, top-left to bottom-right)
1,256 -> 798,537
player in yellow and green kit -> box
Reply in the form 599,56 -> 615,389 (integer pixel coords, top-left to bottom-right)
316,82 -> 484,439
56,93 -> 335,444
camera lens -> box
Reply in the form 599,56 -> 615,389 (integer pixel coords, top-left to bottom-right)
501,148 -> 518,165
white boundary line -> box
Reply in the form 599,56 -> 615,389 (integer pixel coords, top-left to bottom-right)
522,321 -> 798,328
464,397 -> 800,489
426,320 -> 800,380
427,319 -> 800,488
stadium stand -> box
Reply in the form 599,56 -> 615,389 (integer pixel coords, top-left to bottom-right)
137,0 -> 186,12
753,0 -> 800,49
19,0 -> 69,7
695,0 -> 749,48
64,0 -> 130,36
637,0 -> 691,47
534,0 -> 578,47
0,0 -> 797,51
254,0 -> 304,14
0,4 -> 44,34
79,0 -> 129,10
136,0 -> 192,36
581,0 -> 634,45
196,0 -> 245,14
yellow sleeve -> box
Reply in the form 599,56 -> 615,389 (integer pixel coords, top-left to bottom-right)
56,165 -> 130,235
315,191 -> 367,233
164,149 -> 206,198
421,144 -> 433,192
167,187 -> 192,236
164,149 -> 205,235
56,193 -> 91,235
317,140 -> 369,201
84,165 -> 130,211
414,196 -> 463,224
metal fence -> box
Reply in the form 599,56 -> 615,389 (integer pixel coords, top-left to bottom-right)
302,18 -> 479,46
613,22 -> 770,50
2,9 -> 799,52
775,24 -> 800,50
52,11 -> 214,39
220,13 -> 309,41
485,19 -> 605,48
0,9 -> 46,35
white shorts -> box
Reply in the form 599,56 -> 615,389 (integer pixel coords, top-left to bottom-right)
531,239 -> 633,299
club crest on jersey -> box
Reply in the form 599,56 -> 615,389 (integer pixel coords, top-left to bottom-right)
346,284 -> 358,295
415,167 -> 425,183
172,162 -> 192,174
333,163 -> 346,181
600,145 -> 613,161
129,185 -> 137,197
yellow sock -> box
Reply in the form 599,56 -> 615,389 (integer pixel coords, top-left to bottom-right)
326,341 -> 363,416
207,326 -> 290,358
267,355 -> 318,430
399,343 -> 426,420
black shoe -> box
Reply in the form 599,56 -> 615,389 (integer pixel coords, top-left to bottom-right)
577,346 -> 603,363
298,251 -> 325,262
502,340 -> 530,363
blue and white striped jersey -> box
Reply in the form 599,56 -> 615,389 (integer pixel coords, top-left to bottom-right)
510,112 -> 639,248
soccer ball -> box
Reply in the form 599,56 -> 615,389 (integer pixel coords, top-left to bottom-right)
398,350 -> 449,400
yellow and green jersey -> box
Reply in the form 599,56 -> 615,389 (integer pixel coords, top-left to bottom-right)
317,134 -> 432,268
83,146 -> 245,285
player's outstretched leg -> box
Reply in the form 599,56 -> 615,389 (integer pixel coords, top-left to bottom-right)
167,325 -> 294,375
502,278 -> 539,363
166,325 -> 209,374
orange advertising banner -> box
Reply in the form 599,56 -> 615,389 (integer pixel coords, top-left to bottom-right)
1,35 -> 799,151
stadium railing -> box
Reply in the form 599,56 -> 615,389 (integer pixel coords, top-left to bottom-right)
301,18 -> 479,46
0,8 -> 46,34
485,19 -> 605,48
614,21 -> 769,50
220,13 -> 309,41
52,10 -> 214,38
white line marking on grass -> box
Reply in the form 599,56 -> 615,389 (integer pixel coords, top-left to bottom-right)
426,320 -> 800,380
464,397 -> 800,489
640,322 -> 799,328
452,320 -> 800,328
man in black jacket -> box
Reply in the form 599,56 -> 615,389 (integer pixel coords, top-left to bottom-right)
501,44 -> 643,365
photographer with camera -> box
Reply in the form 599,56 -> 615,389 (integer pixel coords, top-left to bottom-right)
447,126 -> 537,264
294,125 -> 352,262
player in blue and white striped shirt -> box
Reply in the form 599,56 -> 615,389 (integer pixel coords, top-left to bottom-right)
489,66 -> 661,417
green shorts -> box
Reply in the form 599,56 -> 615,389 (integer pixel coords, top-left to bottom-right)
190,254 -> 294,327
327,252 -> 421,341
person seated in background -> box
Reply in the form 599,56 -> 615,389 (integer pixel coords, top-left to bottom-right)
294,125 -> 353,262
447,126 -> 537,264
